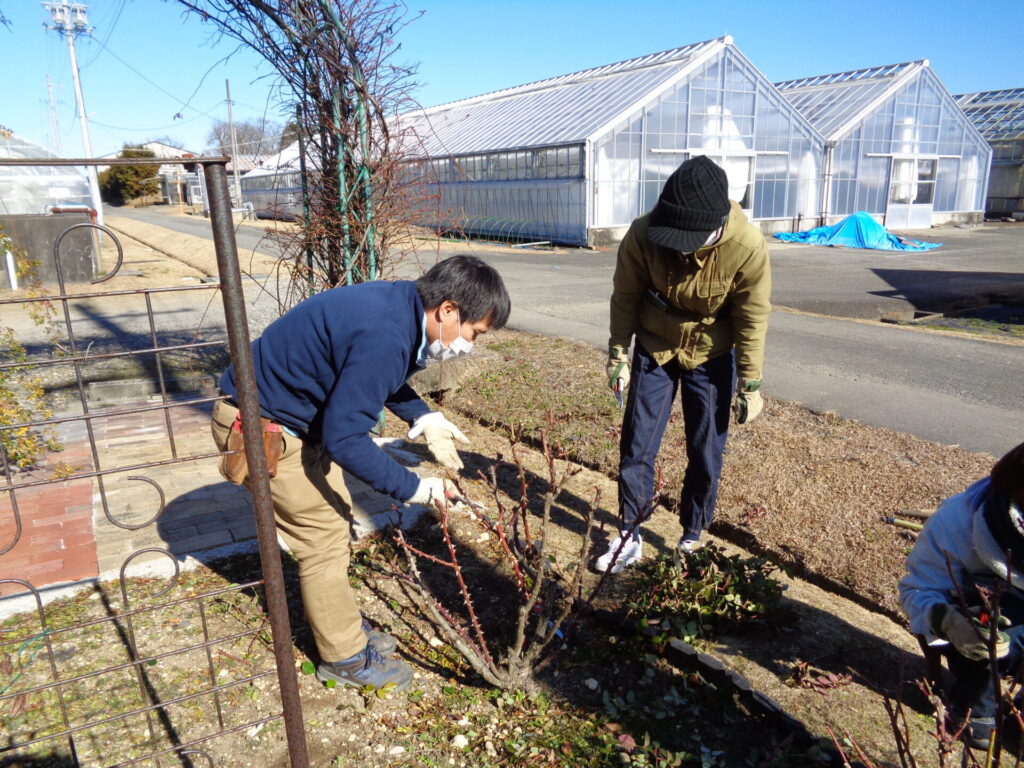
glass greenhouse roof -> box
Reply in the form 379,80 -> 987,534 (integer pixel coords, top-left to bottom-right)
401,38 -> 726,157
775,62 -> 923,140
955,89 -> 1024,142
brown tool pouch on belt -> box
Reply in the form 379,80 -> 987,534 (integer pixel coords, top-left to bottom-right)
220,414 -> 284,485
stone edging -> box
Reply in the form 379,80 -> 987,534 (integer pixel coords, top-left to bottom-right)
587,607 -> 848,765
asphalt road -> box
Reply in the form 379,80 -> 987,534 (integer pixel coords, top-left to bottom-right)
108,204 -> 281,260
104,207 -> 1024,456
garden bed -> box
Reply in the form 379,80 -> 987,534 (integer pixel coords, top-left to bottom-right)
437,329 -> 994,620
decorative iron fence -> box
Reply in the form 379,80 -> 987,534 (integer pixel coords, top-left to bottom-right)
0,158 -> 308,767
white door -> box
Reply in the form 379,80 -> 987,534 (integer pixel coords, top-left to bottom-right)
887,158 -> 935,229
697,153 -> 753,214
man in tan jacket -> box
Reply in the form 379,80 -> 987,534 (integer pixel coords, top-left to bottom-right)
597,156 -> 771,573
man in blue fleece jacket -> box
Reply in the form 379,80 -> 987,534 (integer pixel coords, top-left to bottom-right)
211,255 -> 510,691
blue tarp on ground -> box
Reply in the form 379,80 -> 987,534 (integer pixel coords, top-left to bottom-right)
773,211 -> 942,251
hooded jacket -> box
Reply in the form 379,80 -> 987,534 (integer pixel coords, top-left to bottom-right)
609,202 -> 771,381
898,478 -> 1024,642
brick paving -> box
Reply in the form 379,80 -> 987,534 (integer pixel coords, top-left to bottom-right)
1,395 -> 427,603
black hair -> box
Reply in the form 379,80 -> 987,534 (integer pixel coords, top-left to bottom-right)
991,441 -> 1024,509
415,255 -> 511,329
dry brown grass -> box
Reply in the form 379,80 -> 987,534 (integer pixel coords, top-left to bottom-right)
442,329 -> 994,620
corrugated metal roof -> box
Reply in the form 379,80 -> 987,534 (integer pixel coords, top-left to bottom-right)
955,89 -> 1024,142
775,62 -> 921,140
402,38 -> 724,157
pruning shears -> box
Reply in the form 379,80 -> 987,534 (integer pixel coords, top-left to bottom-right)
613,382 -> 623,410
444,488 -> 485,511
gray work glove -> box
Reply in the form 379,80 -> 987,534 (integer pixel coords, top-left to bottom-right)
733,378 -> 763,424
931,603 -> 1010,661
606,345 -> 630,396
408,412 -> 470,470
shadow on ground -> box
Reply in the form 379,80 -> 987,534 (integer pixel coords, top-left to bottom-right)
870,268 -> 1024,314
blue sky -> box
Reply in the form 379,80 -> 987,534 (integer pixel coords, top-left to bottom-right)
3,0 -> 1022,158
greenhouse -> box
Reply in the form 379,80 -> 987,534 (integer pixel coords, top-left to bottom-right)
0,128 -> 98,287
0,128 -> 92,216
400,36 -> 824,246
955,88 -> 1024,219
776,61 -> 990,229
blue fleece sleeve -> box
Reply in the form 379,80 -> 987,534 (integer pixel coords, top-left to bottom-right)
385,384 -> 431,424
321,329 -> 421,501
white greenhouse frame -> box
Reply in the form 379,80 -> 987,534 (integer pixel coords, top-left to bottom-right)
956,89 -> 1024,218
777,61 -> 991,229
400,37 -> 824,246
0,129 -> 92,216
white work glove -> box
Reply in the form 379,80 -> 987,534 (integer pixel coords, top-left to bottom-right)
408,411 -> 470,470
931,603 -> 1010,661
606,345 -> 630,396
408,477 -> 449,506
733,378 -> 764,424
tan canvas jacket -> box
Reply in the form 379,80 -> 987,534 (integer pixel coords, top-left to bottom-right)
609,201 -> 771,381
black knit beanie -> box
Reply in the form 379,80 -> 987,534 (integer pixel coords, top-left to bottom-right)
648,155 -> 731,253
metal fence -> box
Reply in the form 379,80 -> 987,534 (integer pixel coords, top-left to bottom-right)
0,159 -> 307,767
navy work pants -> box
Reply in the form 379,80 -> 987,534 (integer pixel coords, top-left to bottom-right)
617,344 -> 735,541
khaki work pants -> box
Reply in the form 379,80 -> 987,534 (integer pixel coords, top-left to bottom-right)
211,399 -> 366,662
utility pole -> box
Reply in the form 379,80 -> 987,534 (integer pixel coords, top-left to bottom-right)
225,79 -> 242,205
45,74 -> 63,156
43,0 -> 103,226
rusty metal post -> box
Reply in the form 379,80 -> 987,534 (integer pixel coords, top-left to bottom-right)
202,161 -> 310,768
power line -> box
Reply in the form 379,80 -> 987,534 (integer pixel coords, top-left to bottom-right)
86,104 -> 221,132
85,32 -> 221,120
79,0 -> 125,69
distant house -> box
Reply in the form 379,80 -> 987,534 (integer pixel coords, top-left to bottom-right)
777,61 -> 990,229
955,89 -> 1024,219
399,36 -> 824,246
99,141 -> 199,204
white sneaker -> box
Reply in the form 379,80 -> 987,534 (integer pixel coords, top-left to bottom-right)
673,537 -> 704,568
595,531 -> 643,574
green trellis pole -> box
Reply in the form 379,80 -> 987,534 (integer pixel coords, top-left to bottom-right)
296,104 -> 316,296
321,0 -> 377,284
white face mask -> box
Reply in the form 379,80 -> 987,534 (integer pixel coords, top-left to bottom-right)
427,310 -> 474,361
703,226 -> 723,247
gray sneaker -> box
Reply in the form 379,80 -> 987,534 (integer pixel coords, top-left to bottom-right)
317,645 -> 413,692
673,536 -> 705,569
362,617 -> 398,656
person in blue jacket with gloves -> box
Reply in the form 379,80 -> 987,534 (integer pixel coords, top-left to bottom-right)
212,255 -> 510,692
900,441 -> 1024,747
